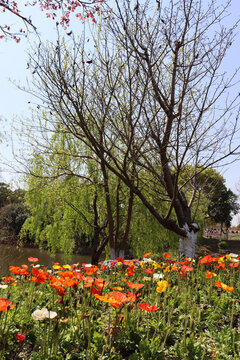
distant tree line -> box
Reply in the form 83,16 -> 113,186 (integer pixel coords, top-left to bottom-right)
0,182 -> 29,240
0,167 -> 239,262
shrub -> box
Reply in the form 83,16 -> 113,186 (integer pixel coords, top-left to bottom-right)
218,241 -> 228,250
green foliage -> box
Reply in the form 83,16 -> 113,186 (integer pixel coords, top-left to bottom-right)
0,182 -> 28,239
218,241 -> 228,250
21,123 -> 178,259
208,188 -> 240,228
0,202 -> 30,236
0,182 -> 25,208
130,196 -> 178,257
21,176 -> 95,256
0,182 -> 12,208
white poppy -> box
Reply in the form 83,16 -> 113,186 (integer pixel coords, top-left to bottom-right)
153,273 -> 164,281
32,308 -> 57,320
0,284 -> 8,289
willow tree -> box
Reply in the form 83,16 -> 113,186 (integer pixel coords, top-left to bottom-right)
24,0 -> 240,258
20,126 -> 135,262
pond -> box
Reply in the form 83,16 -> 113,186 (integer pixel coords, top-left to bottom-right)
0,244 -> 92,277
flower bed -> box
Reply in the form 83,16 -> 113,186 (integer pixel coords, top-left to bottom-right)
0,253 -> 239,359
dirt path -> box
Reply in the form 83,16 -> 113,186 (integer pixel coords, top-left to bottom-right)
196,238 -> 240,256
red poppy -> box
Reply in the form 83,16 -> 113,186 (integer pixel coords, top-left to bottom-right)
145,268 -> 154,274
89,286 -> 101,295
138,302 -> 159,311
28,257 -> 39,263
126,265 -> 135,277
163,253 -> 171,258
229,262 -> 239,268
181,265 -> 194,272
214,263 -> 226,270
15,333 -> 25,343
74,272 -> 86,281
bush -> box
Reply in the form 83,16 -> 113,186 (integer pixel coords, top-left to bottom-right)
0,203 -> 30,237
218,241 -> 228,250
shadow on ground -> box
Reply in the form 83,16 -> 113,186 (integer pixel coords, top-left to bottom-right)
196,237 -> 240,256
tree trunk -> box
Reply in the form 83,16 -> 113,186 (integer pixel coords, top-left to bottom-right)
118,249 -> 125,259
110,247 -> 117,260
91,237 -> 109,265
119,189 -> 134,260
226,228 -> 229,241
219,223 -> 223,241
179,223 -> 199,259
91,190 -> 109,264
101,160 -> 115,257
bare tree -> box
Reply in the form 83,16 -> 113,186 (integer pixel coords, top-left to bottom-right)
23,0 -> 240,258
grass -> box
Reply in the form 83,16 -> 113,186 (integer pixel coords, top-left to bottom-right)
0,252 -> 239,359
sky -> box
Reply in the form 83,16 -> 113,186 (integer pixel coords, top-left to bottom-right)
0,0 -> 240,224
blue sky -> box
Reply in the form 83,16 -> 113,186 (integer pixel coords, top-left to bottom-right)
0,0 -> 240,221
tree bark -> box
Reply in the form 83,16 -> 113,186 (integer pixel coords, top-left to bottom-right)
179,223 -> 199,259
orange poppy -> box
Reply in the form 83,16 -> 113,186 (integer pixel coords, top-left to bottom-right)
200,255 -> 213,265
0,297 -> 15,311
94,278 -> 109,290
3,276 -> 16,285
95,291 -> 136,308
50,278 -> 65,297
205,270 -> 216,278
31,268 -> 49,283
142,252 -> 151,258
215,280 -> 234,292
59,270 -> 74,280
127,282 -> 144,290
9,265 -> 29,276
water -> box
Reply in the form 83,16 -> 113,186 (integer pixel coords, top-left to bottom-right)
0,244 -> 92,277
